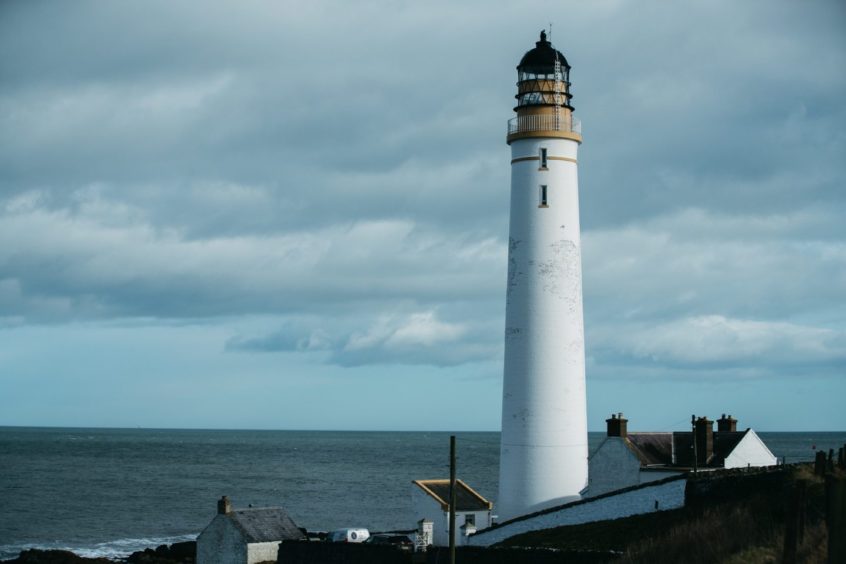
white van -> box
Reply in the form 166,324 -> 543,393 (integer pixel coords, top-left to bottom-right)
327,528 -> 370,543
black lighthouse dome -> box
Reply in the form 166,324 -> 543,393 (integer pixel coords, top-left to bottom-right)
517,30 -> 570,76
514,30 -> 573,111
506,31 -> 581,144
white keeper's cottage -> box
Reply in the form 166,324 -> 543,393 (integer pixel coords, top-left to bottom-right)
587,414 -> 778,496
197,496 -> 306,564
411,479 -> 493,547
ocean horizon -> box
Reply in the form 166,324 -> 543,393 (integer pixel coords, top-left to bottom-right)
2,427 -> 844,559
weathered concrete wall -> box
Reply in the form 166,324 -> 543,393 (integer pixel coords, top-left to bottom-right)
197,516 -> 247,564
724,430 -> 778,469
247,541 -> 280,563
469,476 -> 687,547
499,135 -> 588,521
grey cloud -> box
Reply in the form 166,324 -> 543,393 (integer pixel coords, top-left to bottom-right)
226,310 -> 502,367
0,191 -> 505,321
1,0 -> 844,380
226,323 -> 333,353
582,206 -> 846,323
590,315 -> 846,370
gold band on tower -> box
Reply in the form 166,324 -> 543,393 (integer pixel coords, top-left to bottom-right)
506,31 -> 582,145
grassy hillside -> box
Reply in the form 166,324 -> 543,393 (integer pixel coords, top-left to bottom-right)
498,465 -> 833,564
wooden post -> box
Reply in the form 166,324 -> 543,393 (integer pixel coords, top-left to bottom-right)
827,474 -> 845,564
797,480 -> 807,546
783,480 -> 805,564
815,451 -> 827,476
449,435 -> 456,564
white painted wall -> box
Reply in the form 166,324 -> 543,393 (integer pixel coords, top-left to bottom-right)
246,541 -> 281,564
587,437 -> 682,496
411,487 -> 492,547
470,476 -> 687,547
500,135 -> 588,521
197,516 -> 247,564
724,430 -> 778,469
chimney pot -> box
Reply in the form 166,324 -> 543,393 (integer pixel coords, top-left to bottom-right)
217,496 -> 231,515
606,412 -> 628,437
717,413 -> 737,433
694,417 -> 714,465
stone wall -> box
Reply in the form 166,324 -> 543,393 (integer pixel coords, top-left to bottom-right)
276,542 -> 614,564
197,516 -> 246,564
468,475 -> 687,547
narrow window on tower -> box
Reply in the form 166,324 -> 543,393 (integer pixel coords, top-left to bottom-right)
539,147 -> 548,170
539,185 -> 548,207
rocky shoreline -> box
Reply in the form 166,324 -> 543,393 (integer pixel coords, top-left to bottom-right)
1,542 -> 196,564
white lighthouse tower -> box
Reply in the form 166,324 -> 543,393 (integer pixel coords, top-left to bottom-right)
498,31 -> 588,521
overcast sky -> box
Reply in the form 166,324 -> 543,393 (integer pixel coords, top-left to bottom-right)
1,0 -> 844,432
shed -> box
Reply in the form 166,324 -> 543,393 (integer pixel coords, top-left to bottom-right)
411,479 -> 493,546
197,496 -> 306,564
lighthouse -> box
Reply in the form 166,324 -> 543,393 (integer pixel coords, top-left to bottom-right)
498,31 -> 588,521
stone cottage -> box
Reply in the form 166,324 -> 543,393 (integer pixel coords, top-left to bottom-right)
197,496 -> 306,564
411,479 -> 493,546
587,413 -> 778,496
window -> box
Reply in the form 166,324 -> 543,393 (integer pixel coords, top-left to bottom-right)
465,514 -> 475,526
539,185 -> 548,207
540,147 -> 548,169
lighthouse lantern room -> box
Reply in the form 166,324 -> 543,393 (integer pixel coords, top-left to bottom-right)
498,31 -> 588,521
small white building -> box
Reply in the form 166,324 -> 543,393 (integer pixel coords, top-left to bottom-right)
588,414 -> 778,496
197,496 -> 306,564
411,479 -> 493,547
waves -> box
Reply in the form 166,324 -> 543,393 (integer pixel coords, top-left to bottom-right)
0,534 -> 197,561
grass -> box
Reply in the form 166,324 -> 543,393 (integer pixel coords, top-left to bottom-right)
498,465 -> 832,564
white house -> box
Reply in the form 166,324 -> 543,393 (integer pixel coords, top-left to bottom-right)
411,479 -> 493,547
587,414 -> 778,496
197,496 -> 306,564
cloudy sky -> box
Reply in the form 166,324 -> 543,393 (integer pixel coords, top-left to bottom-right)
1,0 -> 844,432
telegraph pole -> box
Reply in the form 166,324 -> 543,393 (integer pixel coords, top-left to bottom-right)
691,415 -> 698,474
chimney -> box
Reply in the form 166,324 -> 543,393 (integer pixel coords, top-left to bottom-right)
606,412 -> 628,438
217,495 -> 231,515
717,413 -> 737,433
694,417 -> 714,466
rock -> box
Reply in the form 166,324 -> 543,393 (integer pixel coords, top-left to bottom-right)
166,543 -> 195,561
2,542 -> 195,564
3,550 -> 112,564
126,541 -> 195,564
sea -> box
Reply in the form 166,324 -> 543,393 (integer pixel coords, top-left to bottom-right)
1,427 -> 844,560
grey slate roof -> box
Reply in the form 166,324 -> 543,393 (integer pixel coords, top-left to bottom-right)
413,479 -> 493,512
226,507 -> 306,543
624,430 -> 749,469
626,433 -> 674,466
